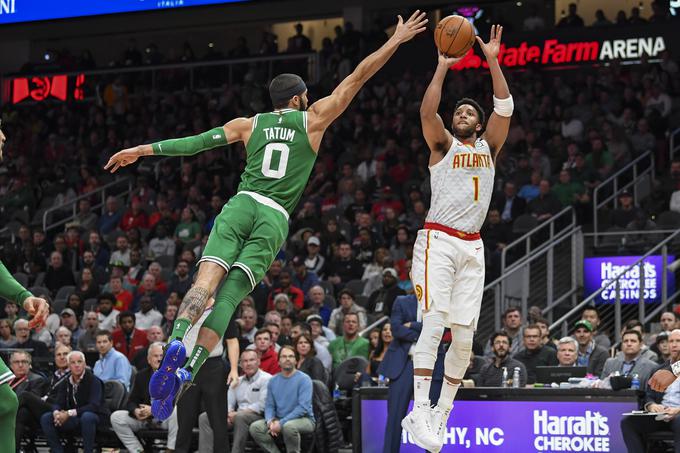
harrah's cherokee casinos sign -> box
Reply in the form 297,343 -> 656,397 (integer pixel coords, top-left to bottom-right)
583,255 -> 676,304
450,24 -> 675,71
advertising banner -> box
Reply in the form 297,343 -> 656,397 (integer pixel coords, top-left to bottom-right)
361,399 -> 636,453
0,0 -> 248,24
583,255 -> 675,304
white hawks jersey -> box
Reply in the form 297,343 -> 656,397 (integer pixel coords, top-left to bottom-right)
426,137 -> 495,233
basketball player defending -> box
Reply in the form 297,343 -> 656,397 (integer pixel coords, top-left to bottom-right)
105,11 -> 428,420
402,25 -> 512,452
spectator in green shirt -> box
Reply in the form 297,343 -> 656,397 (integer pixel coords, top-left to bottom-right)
174,207 -> 201,248
585,137 -> 613,180
552,169 -> 587,207
328,312 -> 369,367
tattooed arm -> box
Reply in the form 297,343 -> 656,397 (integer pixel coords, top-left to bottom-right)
177,286 -> 212,324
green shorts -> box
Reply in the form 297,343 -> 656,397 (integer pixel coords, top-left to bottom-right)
199,192 -> 289,289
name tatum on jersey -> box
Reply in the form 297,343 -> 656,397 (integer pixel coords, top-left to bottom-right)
262,126 -> 296,142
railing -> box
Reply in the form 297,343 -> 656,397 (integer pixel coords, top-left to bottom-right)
592,150 -> 655,246
359,316 -> 389,338
42,177 -> 132,233
549,228 -> 680,342
671,127 -> 680,161
1,53 -> 320,104
475,223 -> 582,343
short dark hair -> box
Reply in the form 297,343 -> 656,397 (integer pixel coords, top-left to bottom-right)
292,321 -> 311,334
344,312 -> 360,323
582,306 -> 600,319
455,97 -> 486,126
624,319 -> 643,332
95,329 -> 113,341
490,331 -> 511,346
117,311 -> 135,323
255,328 -> 272,340
622,330 -> 642,343
338,289 -> 355,301
98,293 -> 115,304
523,324 -> 541,336
503,306 -> 521,319
264,322 -> 280,331
278,344 -> 299,361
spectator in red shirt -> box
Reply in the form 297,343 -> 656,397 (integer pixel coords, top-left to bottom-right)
112,311 -> 149,361
371,187 -> 404,221
119,198 -> 148,232
109,275 -> 133,311
254,328 -> 281,375
267,270 -> 304,311
388,148 -> 413,184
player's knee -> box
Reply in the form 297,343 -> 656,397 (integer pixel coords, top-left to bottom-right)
413,311 -> 446,368
445,323 -> 475,379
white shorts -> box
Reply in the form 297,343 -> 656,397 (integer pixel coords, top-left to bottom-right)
411,227 -> 485,328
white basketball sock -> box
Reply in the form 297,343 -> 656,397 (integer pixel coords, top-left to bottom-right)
437,380 -> 460,410
414,375 -> 433,405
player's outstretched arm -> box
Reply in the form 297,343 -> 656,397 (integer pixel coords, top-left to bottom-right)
478,25 -> 512,156
0,260 -> 48,329
420,53 -> 463,154
104,117 -> 252,173
307,10 -> 428,136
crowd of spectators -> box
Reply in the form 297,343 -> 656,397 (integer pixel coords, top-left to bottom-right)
0,9 -> 680,451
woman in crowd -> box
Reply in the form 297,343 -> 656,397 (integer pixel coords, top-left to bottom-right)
295,333 -> 327,384
367,322 -> 392,378
76,268 -> 99,301
0,319 -> 14,347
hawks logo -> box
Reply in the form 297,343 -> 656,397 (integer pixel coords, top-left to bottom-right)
415,285 -> 423,302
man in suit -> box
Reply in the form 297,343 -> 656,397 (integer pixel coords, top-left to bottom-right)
493,181 -> 526,224
7,351 -> 46,398
110,342 -> 177,452
573,320 -> 609,376
601,330 -> 657,390
15,343 -> 71,449
40,350 -> 108,453
378,295 -> 445,453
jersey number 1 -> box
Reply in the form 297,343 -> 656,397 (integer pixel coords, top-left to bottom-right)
261,143 -> 290,179
472,176 -> 479,202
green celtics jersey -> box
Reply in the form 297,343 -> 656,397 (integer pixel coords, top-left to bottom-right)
238,109 -> 317,215
0,357 -> 13,385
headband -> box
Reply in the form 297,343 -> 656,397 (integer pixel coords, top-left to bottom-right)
270,78 -> 307,106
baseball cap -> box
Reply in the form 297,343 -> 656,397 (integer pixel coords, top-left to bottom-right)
574,319 -> 593,332
619,190 -> 632,198
306,314 -> 324,325
61,308 -> 76,317
307,236 -> 321,246
383,267 -> 398,279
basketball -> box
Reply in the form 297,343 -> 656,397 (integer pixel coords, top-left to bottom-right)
434,15 -> 476,57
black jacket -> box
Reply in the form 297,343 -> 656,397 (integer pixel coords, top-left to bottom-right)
311,380 -> 343,453
10,371 -> 47,398
125,367 -> 152,417
51,369 -> 108,418
44,370 -> 71,403
299,357 -> 328,387
514,346 -> 558,384
367,285 -> 406,318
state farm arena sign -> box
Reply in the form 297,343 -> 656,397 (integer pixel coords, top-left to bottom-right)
449,24 -> 675,71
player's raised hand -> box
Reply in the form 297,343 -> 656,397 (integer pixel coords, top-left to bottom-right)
24,296 -> 49,329
476,24 -> 503,60
437,51 -> 465,68
105,147 -> 142,173
392,10 -> 428,44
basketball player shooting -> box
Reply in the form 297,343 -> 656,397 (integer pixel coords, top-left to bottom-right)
105,11 -> 428,420
401,25 -> 512,452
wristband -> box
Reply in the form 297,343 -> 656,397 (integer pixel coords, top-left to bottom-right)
68,409 -> 77,417
493,95 -> 514,117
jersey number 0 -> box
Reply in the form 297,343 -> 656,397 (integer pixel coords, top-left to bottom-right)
261,143 -> 290,179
